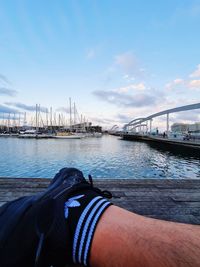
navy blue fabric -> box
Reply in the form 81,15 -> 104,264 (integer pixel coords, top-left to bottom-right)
0,168 -> 87,267
0,196 -> 35,249
0,167 -> 112,267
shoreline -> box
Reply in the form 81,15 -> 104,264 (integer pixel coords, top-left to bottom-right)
122,133 -> 200,150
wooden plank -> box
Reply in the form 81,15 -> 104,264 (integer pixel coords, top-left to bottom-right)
0,177 -> 200,267
0,178 -> 200,225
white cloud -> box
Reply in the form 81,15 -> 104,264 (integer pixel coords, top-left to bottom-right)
165,78 -> 184,90
114,52 -> 144,78
174,78 -> 184,85
103,52 -> 145,86
123,74 -> 129,79
132,83 -> 146,91
123,74 -> 135,82
113,83 -> 146,93
165,68 -> 200,91
189,64 -> 200,78
188,79 -> 200,89
115,52 -> 137,71
89,116 -> 115,125
165,83 -> 171,90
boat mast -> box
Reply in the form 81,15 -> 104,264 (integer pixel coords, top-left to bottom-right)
36,104 -> 38,132
8,113 -> 10,133
50,107 -> 53,131
46,108 -> 49,128
18,113 -> 20,128
13,113 -> 16,129
69,97 -> 72,131
59,113 -> 61,128
74,102 -> 76,128
23,112 -> 27,128
38,104 -> 41,129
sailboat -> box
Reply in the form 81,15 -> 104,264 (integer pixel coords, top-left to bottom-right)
55,98 -> 83,139
54,133 -> 82,139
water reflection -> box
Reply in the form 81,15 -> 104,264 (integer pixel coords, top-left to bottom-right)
145,140 -> 200,160
0,135 -> 199,179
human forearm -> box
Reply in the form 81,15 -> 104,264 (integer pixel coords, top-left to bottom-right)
90,206 -> 200,267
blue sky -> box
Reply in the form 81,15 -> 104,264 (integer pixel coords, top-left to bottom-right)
0,0 -> 200,129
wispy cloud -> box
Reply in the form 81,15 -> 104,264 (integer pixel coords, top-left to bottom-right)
56,107 -> 70,113
165,78 -> 200,91
173,110 -> 200,122
189,64 -> 200,78
122,74 -> 135,82
0,87 -> 17,96
115,51 -> 138,74
173,78 -> 184,85
0,113 -> 20,120
0,74 -> 11,85
102,52 -> 145,86
111,51 -> 147,81
116,114 -> 133,123
165,78 -> 184,90
89,116 -> 114,125
0,104 -> 19,114
93,89 -> 161,108
188,79 -> 200,89
5,102 -> 47,112
113,83 -> 146,93
0,74 -> 16,97
89,113 -> 134,127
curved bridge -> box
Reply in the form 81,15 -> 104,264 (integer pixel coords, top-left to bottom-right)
124,103 -> 200,133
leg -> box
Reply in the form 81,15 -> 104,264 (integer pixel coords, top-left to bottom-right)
90,206 -> 200,267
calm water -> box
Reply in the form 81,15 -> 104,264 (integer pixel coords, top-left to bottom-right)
0,135 -> 200,179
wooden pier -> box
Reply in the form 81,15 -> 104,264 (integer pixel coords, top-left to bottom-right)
1,178 -> 200,225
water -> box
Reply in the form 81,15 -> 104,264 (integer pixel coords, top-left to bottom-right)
0,135 -> 199,179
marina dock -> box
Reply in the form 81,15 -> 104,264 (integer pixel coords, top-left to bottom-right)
122,133 -> 200,150
1,178 -> 200,225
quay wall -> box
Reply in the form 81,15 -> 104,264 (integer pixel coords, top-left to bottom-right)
122,134 -> 200,150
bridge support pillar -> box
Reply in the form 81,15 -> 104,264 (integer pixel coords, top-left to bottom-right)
166,113 -> 169,136
150,119 -> 152,134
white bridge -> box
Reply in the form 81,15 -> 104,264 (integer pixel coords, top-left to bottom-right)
124,103 -> 200,134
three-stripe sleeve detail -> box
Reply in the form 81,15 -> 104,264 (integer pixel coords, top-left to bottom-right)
72,197 -> 111,265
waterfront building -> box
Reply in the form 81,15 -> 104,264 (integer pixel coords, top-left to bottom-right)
171,123 -> 189,133
188,123 -> 200,133
171,122 -> 200,133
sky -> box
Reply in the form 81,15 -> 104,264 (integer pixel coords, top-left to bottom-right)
0,0 -> 200,130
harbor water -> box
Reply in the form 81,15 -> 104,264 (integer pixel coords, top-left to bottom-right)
0,135 -> 199,179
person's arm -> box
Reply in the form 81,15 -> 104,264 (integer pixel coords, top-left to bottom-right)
90,205 -> 200,267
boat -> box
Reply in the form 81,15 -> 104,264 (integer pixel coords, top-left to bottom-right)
0,133 -> 10,137
92,132 -> 102,138
54,132 -> 82,139
54,135 -> 82,139
18,130 -> 53,139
